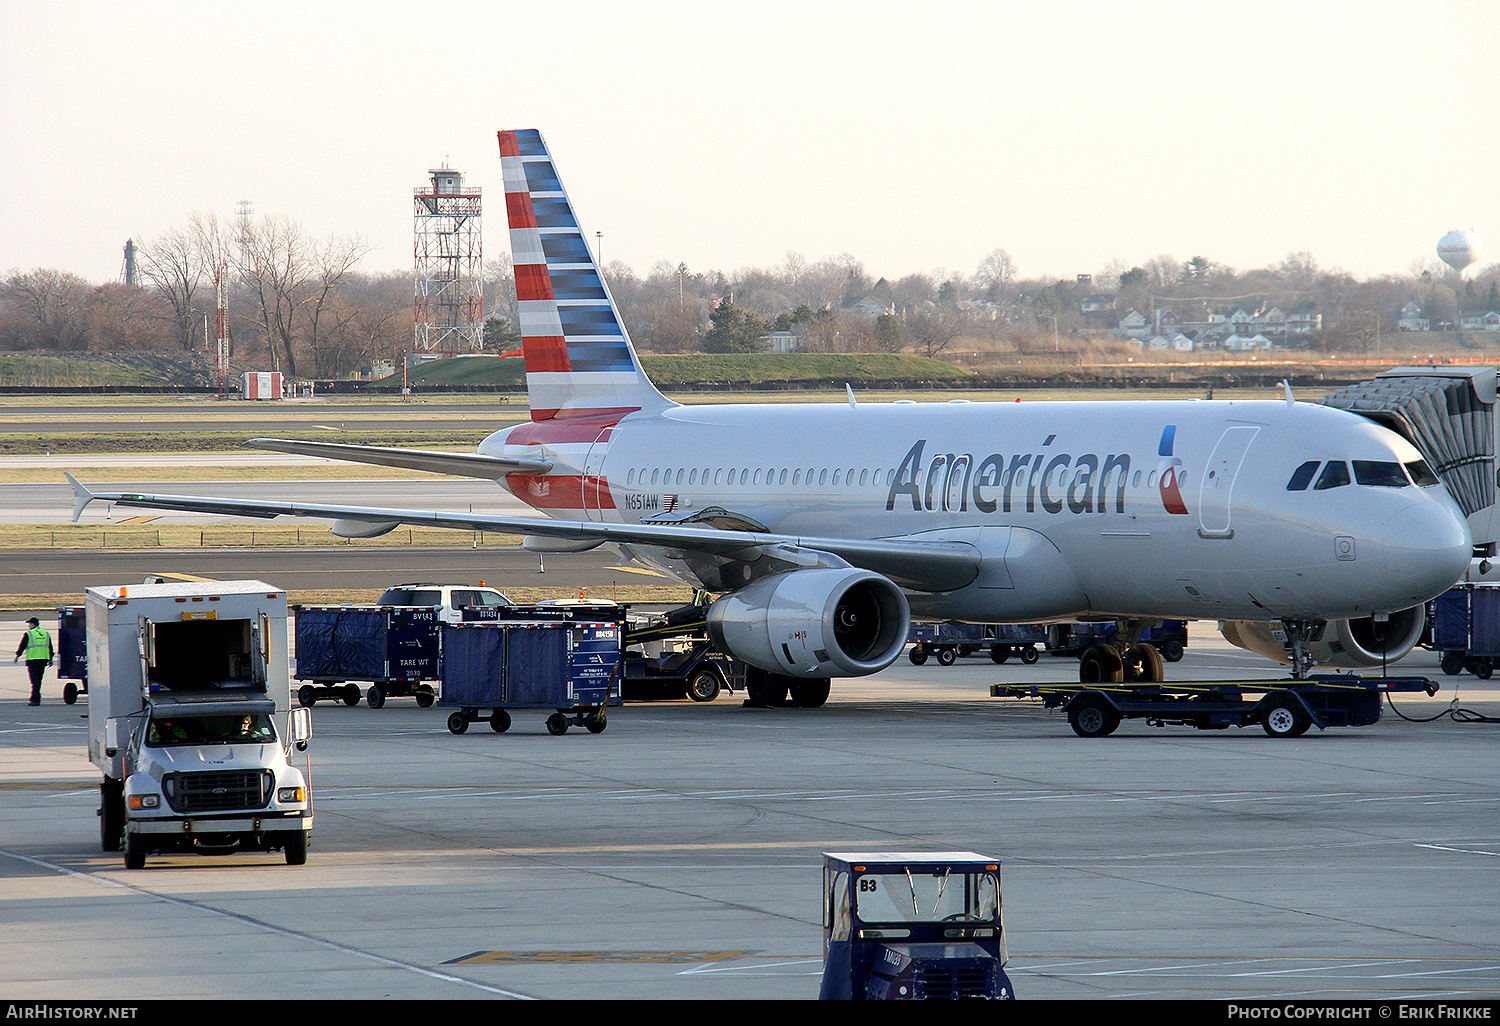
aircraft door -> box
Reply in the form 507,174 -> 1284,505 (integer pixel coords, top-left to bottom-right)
581,427 -> 613,522
1198,426 -> 1259,539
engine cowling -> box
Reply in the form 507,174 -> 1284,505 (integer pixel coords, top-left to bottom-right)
707,568 -> 910,678
1218,606 -> 1426,668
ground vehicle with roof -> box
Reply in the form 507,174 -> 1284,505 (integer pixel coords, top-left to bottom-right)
87,580 -> 313,869
819,851 -> 1015,1000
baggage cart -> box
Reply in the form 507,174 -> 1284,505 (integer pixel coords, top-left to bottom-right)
440,620 -> 622,735
292,605 -> 442,708
57,605 -> 87,705
1432,584 -> 1500,678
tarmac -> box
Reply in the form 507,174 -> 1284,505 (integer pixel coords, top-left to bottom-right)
1,620 -> 1497,1002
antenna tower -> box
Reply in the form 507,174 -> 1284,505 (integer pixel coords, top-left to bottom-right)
413,165 -> 483,353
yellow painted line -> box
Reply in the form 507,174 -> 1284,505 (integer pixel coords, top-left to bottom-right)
609,565 -> 669,578
116,516 -> 162,525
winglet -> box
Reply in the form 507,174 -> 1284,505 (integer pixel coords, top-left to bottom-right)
1282,379 -> 1295,407
846,383 -> 857,408
64,472 -> 94,523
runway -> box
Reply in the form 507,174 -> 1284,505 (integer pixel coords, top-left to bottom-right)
2,631 -> 1496,1001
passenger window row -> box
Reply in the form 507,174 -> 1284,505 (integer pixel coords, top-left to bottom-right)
625,466 -> 898,489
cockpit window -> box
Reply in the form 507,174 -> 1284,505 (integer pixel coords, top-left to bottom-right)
1286,461 -> 1320,491
1406,459 -> 1441,487
1314,461 -> 1351,490
1353,460 -> 1409,487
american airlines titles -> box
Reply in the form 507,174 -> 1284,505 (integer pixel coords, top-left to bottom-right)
885,438 -> 1135,515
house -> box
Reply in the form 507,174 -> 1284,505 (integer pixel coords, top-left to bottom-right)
1397,301 -> 1429,332
1080,293 -> 1115,314
1117,309 -> 1148,339
1170,333 -> 1194,352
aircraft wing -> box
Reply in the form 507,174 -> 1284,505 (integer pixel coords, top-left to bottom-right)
245,437 -> 553,478
65,476 -> 980,592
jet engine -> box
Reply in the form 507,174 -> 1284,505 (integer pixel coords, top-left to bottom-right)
1218,606 -> 1427,668
707,568 -> 910,679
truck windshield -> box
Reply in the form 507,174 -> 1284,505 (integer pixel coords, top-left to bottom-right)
146,714 -> 277,748
853,869 -> 1000,924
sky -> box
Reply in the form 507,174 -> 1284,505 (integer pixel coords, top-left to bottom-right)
2,0 -> 1497,288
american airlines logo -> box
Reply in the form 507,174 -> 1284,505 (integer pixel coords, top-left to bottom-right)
885,432 -> 1187,516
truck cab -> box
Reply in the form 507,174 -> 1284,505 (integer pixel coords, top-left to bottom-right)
819,851 -> 1014,1000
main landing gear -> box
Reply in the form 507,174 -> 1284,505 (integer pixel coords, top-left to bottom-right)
1077,619 -> 1167,683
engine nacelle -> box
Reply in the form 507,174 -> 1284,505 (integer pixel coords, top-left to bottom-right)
1218,606 -> 1426,668
707,568 -> 910,678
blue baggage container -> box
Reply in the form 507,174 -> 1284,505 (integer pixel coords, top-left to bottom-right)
292,605 -> 442,708
440,620 -> 622,736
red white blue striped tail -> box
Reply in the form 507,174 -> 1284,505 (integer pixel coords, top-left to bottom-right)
497,129 -> 674,425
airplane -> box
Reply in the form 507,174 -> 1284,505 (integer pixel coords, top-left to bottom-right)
68,129 -> 1474,706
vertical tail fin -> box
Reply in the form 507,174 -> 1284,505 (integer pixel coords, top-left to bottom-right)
498,129 -> 673,423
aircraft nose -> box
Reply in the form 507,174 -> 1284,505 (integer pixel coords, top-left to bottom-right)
1382,500 -> 1472,601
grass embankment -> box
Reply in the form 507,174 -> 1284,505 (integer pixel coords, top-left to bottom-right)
382,352 -> 975,389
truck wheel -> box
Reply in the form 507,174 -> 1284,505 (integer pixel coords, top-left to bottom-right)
63,682 -> 79,705
123,833 -> 147,870
936,646 -> 958,667
1262,696 -> 1311,738
1470,658 -> 1494,680
908,646 -> 928,665
99,779 -> 124,852
687,671 -> 721,702
1068,695 -> 1121,738
342,684 -> 361,707
489,709 -> 511,733
284,831 -> 308,866
297,685 -> 317,708
367,684 -> 386,709
1020,645 -> 1040,665
415,687 -> 435,708
546,713 -> 569,736
447,711 -> 469,734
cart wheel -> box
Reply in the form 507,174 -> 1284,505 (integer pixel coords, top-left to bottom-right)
339,684 -> 358,706
990,646 -> 1010,664
908,646 -> 928,665
1020,645 -> 1040,665
1068,694 -> 1121,738
1261,696 -> 1311,738
367,684 -> 386,709
936,646 -> 958,667
546,713 -> 569,736
686,670 -> 721,702
63,681 -> 79,705
298,685 -> 317,708
489,709 -> 510,733
415,687 -> 435,709
447,712 -> 469,735
1440,651 -> 1465,676
1471,658 -> 1494,680
1160,639 -> 1185,662
585,712 -> 607,734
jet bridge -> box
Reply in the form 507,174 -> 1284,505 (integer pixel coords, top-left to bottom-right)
1322,367 -> 1498,553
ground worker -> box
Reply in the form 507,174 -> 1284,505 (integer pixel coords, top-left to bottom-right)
15,616 -> 54,706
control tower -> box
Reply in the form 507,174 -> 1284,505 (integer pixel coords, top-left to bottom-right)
413,166 -> 483,352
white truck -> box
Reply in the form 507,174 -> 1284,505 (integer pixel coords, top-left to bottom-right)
88,580 -> 313,869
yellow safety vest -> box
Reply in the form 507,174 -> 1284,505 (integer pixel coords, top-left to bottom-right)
22,627 -> 51,661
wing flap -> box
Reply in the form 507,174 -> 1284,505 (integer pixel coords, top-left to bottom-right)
246,437 -> 552,477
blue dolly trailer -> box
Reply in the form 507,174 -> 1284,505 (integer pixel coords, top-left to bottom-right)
991,674 -> 1440,737
819,851 -> 1015,1000
292,604 -> 443,708
907,622 -> 1044,666
1432,584 -> 1500,678
57,605 -> 88,705
440,619 -> 622,735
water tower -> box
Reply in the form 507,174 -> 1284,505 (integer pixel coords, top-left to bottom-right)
1438,230 -> 1483,279
414,165 -> 483,352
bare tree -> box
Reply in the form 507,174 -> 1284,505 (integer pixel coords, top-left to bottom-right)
906,309 -> 963,360
137,225 -> 203,350
0,269 -> 93,350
